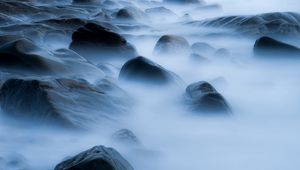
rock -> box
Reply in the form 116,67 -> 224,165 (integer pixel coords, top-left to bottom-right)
153,35 -> 190,56
189,53 -> 209,63
145,7 -> 177,20
191,42 -> 215,55
0,35 -> 23,46
35,18 -> 87,30
115,7 -> 148,23
189,12 -> 300,37
73,0 -> 101,4
0,78 -> 130,128
253,36 -> 300,57
54,145 -> 134,170
164,0 -> 204,5
111,129 -> 140,146
185,81 -> 231,113
0,153 -> 30,170
119,56 -> 182,86
69,23 -> 137,64
97,63 -> 120,77
0,38 -> 104,78
214,48 -> 230,58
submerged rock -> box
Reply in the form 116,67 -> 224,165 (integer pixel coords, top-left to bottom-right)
0,78 -> 130,128
253,36 -> 300,58
70,23 -> 137,64
164,0 -> 204,5
73,0 -> 101,4
111,129 -> 141,146
0,38 -> 104,78
115,7 -> 148,23
185,81 -> 231,114
153,35 -> 190,56
119,56 -> 182,86
55,145 -> 134,170
189,12 -> 300,37
191,42 -> 215,55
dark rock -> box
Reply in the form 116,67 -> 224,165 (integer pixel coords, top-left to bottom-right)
115,7 -> 148,23
189,12 -> 300,37
153,35 -> 190,56
185,81 -> 231,113
0,38 -> 104,78
0,78 -> 130,128
69,23 -> 137,64
36,18 -> 87,30
119,56 -> 182,86
254,36 -> 300,57
111,129 -> 140,146
0,38 -> 60,75
73,0 -> 101,4
54,145 -> 134,170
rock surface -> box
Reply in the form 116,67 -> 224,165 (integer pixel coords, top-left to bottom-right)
0,78 -> 130,128
254,36 -> 300,57
119,56 -> 182,86
185,81 -> 231,113
153,35 -> 190,56
70,23 -> 137,64
111,129 -> 140,146
189,12 -> 300,37
54,145 -> 134,170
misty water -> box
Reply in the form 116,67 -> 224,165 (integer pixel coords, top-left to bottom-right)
1,0 -> 300,170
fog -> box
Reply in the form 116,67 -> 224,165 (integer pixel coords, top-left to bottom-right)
1,0 -> 300,170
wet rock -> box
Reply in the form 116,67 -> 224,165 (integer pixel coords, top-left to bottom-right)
0,35 -> 23,46
253,36 -> 300,58
0,78 -> 130,128
189,53 -> 209,63
189,12 -> 300,37
119,56 -> 182,86
0,38 -> 104,78
35,18 -> 87,30
185,81 -> 231,113
145,7 -> 177,19
153,35 -> 190,56
115,7 -> 148,23
73,0 -> 101,4
111,129 -> 140,146
164,0 -> 204,5
0,153 -> 30,170
191,42 -> 215,55
70,23 -> 137,64
0,1 -> 39,16
214,48 -> 230,58
54,145 -> 134,170
97,63 -> 120,77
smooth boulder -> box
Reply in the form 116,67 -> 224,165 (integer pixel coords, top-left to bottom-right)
185,81 -> 231,113
54,145 -> 134,170
190,12 -> 300,37
0,38 -> 104,78
119,56 -> 182,86
70,23 -> 137,64
111,129 -> 141,146
0,78 -> 130,128
253,36 -> 300,57
153,35 -> 190,56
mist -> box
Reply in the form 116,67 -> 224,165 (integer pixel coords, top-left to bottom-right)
0,0 -> 300,170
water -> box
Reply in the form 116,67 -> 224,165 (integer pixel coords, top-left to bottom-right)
1,0 -> 300,170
